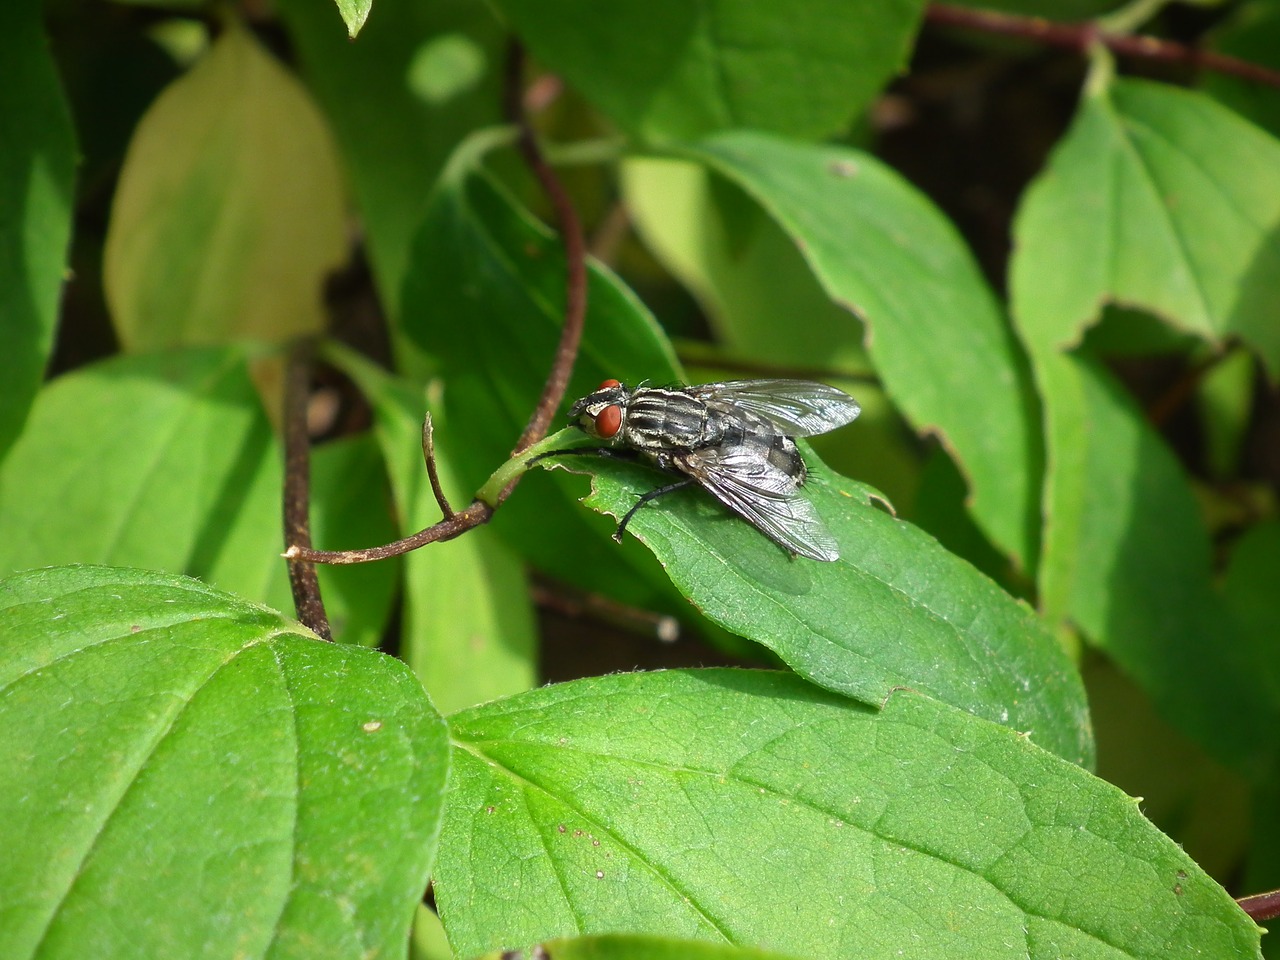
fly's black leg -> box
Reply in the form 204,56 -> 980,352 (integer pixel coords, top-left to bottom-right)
526,447 -> 641,468
614,478 -> 696,543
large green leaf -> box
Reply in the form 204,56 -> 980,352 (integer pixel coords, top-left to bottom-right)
1013,76 -> 1280,370
0,348 -> 398,645
0,565 -> 448,960
278,0 -> 505,319
435,669 -> 1256,959
492,0 -> 925,142
103,23 -> 346,350
401,155 -> 688,614
0,348 -> 270,576
548,445 -> 1091,766
330,346 -> 538,714
680,133 -> 1041,571
0,3 -> 76,460
1009,72 -> 1280,774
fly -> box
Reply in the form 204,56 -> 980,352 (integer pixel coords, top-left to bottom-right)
559,378 -> 860,561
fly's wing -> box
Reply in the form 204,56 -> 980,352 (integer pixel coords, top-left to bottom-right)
681,444 -> 840,561
690,380 -> 860,437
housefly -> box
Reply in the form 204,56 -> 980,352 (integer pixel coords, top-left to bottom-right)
560,378 -> 860,561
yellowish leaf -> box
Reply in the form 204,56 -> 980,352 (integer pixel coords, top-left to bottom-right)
105,23 -> 347,351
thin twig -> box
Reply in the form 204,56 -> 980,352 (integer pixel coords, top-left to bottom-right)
286,501 -> 493,564
282,340 -> 333,638
1146,344 -> 1238,428
421,413 -> 455,519
285,41 -> 589,566
926,3 -> 1280,89
506,40 -> 588,454
531,576 -> 681,643
1237,888 -> 1280,923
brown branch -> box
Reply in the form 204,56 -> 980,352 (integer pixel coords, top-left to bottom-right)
286,501 -> 493,564
926,3 -> 1280,89
282,340 -> 333,638
506,40 -> 589,454
1237,888 -> 1280,923
1146,343 -> 1238,428
285,40 -> 589,567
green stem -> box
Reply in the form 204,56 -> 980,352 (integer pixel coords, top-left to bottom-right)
476,426 -> 586,506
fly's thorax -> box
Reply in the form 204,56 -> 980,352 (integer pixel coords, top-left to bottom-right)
620,388 -> 715,451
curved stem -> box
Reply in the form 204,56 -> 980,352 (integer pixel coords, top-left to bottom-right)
926,3 -> 1280,89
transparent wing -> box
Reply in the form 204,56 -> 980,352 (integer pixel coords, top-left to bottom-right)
690,379 -> 861,437
683,445 -> 840,562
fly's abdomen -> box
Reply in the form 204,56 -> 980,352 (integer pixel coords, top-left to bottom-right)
622,390 -> 712,451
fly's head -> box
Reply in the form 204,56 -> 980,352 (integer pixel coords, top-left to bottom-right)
568,378 -> 632,442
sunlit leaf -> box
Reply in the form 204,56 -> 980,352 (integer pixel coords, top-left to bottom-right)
333,0 -> 372,38
550,444 -> 1091,766
436,670 -> 1254,959
492,0 -> 926,142
1013,76 -> 1280,371
0,565 -> 448,960
104,23 -> 346,350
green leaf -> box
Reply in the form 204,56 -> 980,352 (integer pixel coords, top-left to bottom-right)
0,348 -> 271,576
435,669 -> 1257,959
1032,350 -> 1271,774
0,346 -> 397,645
330,346 -> 538,713
491,0 -> 926,142
1012,76 -> 1280,372
333,0 -> 372,38
401,158 -> 688,614
0,3 -> 76,459
1009,74 -> 1280,775
681,132 -> 1042,572
278,0 -> 505,318
0,565 -> 448,960
103,23 -> 347,350
553,445 -> 1091,766
474,935 -> 806,960
1223,520 -> 1280,710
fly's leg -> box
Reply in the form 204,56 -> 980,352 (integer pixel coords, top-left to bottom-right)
526,447 -> 641,469
614,478 -> 696,544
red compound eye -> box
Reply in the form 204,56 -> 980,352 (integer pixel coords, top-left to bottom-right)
598,378 -> 621,389
594,404 -> 623,438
